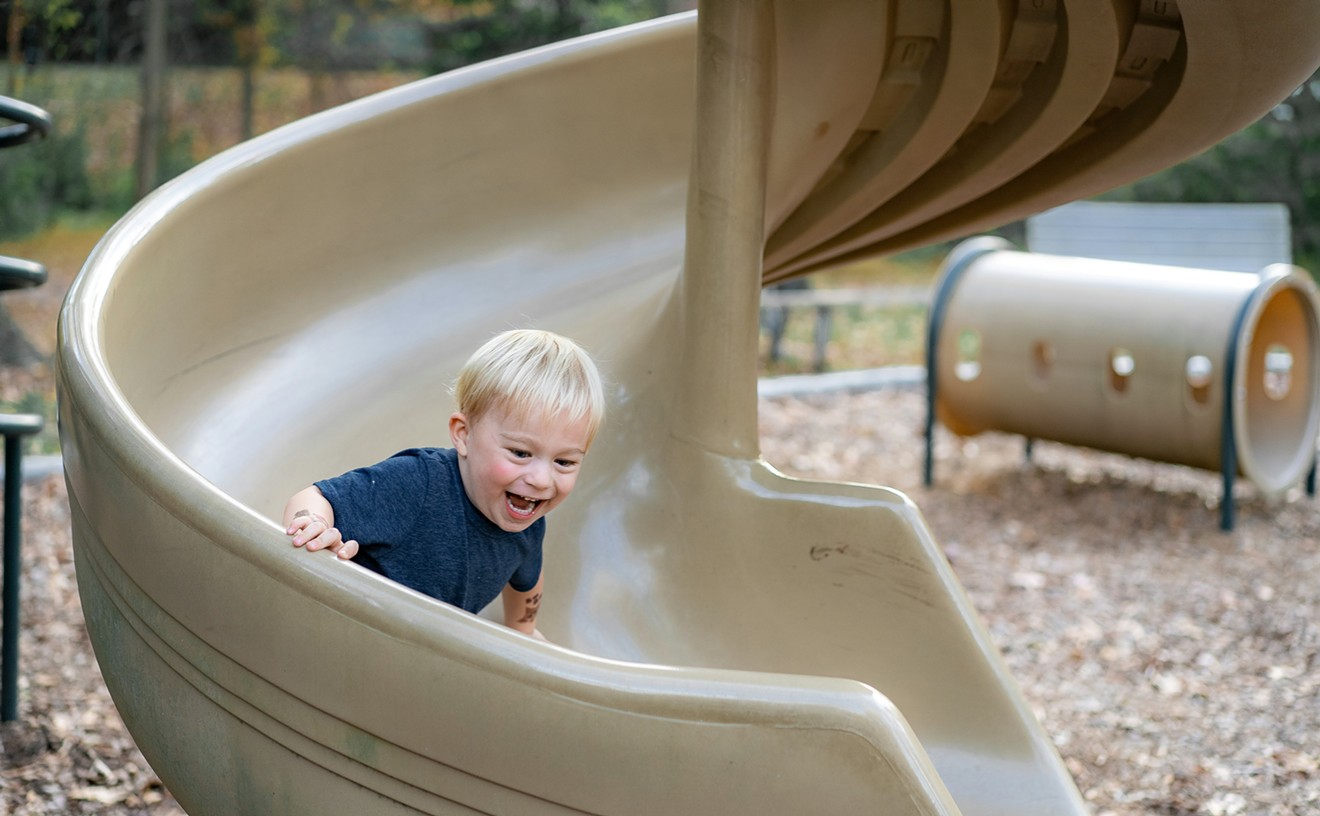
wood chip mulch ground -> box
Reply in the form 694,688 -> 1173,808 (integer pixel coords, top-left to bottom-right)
0,386 -> 1315,815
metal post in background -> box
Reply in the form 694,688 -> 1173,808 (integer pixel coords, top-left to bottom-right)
1,415 -> 45,722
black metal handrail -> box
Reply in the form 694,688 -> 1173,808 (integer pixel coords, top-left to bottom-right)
0,256 -> 47,292
0,95 -> 53,722
0,96 -> 52,149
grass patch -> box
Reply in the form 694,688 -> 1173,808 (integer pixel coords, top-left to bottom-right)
759,249 -> 943,376
18,63 -> 424,186
5,63 -> 427,241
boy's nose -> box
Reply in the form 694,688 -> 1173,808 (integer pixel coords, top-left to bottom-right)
524,459 -> 552,490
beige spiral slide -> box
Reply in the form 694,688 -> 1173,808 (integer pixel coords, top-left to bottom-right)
57,3 -> 1320,814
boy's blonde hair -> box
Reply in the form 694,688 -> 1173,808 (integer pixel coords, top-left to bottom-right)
455,329 -> 605,447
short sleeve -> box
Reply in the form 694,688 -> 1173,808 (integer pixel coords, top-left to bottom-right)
314,450 -> 430,546
506,527 -> 543,593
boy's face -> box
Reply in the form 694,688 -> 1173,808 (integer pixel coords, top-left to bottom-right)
449,406 -> 591,533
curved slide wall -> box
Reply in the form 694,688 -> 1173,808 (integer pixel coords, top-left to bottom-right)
58,3 -> 1320,815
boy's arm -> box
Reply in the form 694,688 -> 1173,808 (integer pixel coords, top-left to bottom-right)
283,485 -> 358,560
502,573 -> 546,639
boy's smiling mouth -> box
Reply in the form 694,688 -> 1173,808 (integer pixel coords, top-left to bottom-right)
506,493 -> 541,518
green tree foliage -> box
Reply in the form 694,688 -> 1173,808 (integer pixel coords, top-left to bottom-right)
429,0 -> 685,73
0,123 -> 92,240
23,0 -> 85,59
1102,68 -> 1320,270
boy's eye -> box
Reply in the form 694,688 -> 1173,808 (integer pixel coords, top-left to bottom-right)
510,449 -> 531,458
555,459 -> 580,469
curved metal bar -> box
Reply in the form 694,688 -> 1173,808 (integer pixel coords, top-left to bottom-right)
0,96 -> 52,149
1220,287 -> 1255,531
0,256 -> 48,291
923,236 -> 1012,486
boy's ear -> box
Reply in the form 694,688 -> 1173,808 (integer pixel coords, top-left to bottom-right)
449,412 -> 470,456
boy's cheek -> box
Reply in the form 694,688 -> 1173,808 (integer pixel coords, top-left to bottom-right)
484,459 -> 522,482
556,474 -> 580,499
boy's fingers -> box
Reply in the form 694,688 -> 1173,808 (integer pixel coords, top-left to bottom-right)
297,525 -> 325,549
309,527 -> 349,554
289,516 -> 334,547
288,523 -> 353,559
288,516 -> 321,538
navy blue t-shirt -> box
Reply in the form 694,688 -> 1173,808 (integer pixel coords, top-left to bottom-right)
314,447 -> 543,614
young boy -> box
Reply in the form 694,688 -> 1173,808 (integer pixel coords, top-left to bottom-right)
283,329 -> 604,638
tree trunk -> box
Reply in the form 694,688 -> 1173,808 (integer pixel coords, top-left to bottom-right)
6,0 -> 23,96
302,3 -> 327,114
135,0 -> 168,199
241,64 -> 256,140
235,0 -> 261,141
96,0 -> 111,63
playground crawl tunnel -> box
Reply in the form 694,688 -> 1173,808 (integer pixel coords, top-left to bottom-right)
927,237 -> 1320,527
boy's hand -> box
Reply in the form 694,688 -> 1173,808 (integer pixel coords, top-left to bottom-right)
287,511 -> 359,561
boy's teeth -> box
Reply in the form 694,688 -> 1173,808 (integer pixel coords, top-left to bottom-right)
508,493 -> 540,513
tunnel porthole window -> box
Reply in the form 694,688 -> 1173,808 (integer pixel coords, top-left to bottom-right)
1186,355 -> 1213,406
1264,344 -> 1294,401
955,328 -> 982,382
1108,347 -> 1134,394
1032,340 -> 1054,382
